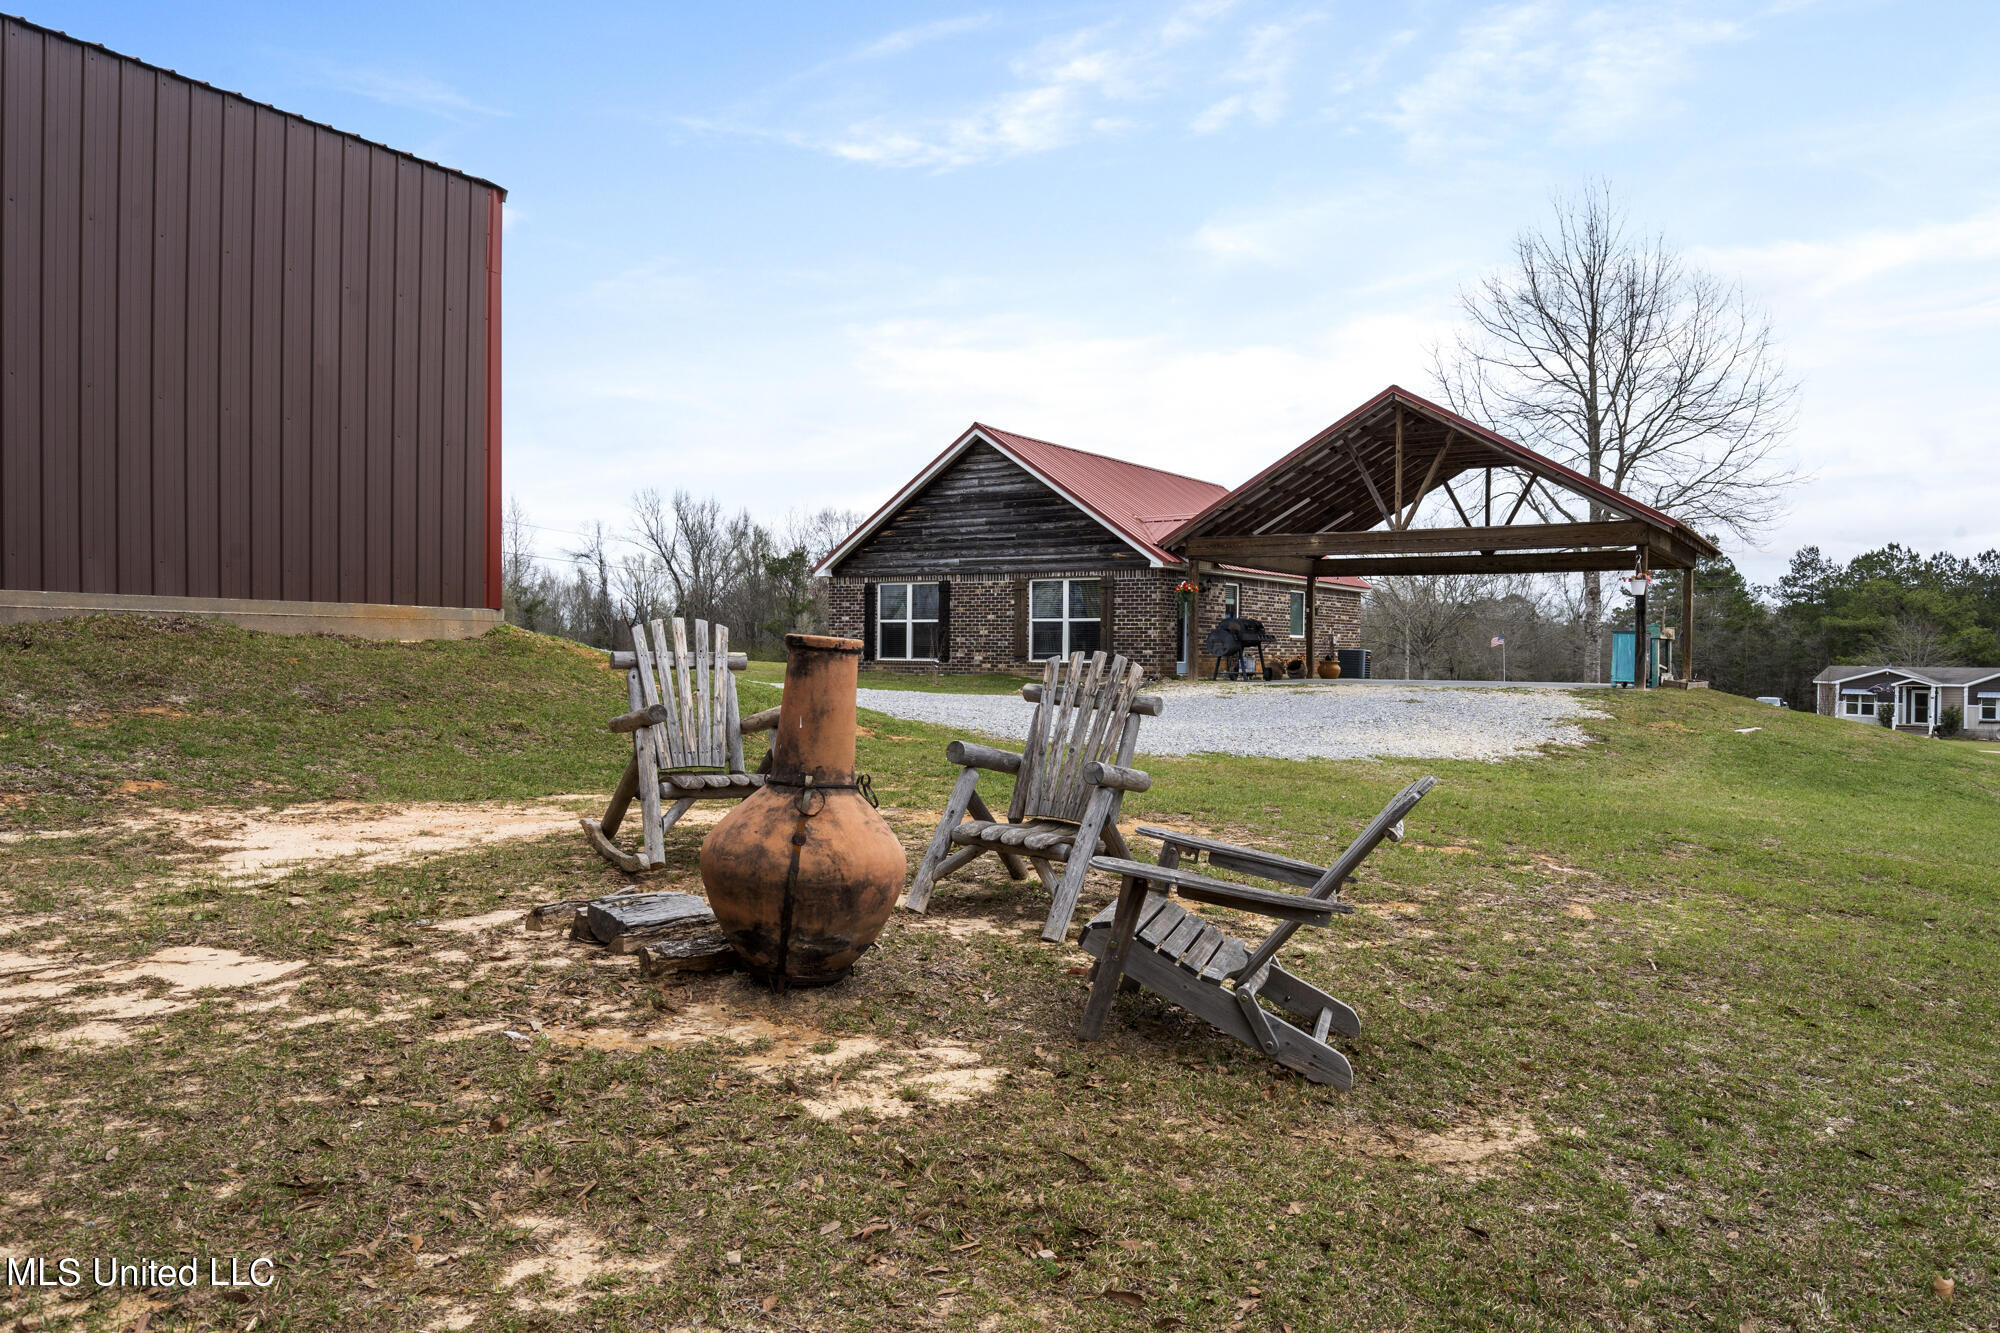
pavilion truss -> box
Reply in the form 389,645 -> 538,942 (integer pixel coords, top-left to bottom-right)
1165,387 -> 1721,684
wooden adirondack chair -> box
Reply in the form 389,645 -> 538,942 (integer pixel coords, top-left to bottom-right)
582,618 -> 780,874
902,651 -> 1164,942
1074,776 -> 1437,1087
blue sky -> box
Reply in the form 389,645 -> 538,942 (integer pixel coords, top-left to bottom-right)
37,1 -> 2000,584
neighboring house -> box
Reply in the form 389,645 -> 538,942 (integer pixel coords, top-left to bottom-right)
816,423 -> 1367,679
0,16 -> 504,640
1813,665 -> 2000,737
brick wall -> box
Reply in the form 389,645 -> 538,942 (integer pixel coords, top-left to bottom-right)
826,569 -> 1367,681
1193,574 -> 1364,677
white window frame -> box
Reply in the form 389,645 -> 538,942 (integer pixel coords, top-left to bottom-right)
876,582 -> 939,662
1842,695 -> 1875,718
1288,591 -> 1306,638
1978,694 -> 2000,724
1027,578 -> 1103,661
1221,582 -> 1240,620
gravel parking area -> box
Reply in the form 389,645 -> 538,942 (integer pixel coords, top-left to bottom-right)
856,681 -> 1608,763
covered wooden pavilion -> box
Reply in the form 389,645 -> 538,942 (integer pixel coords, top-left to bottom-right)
1164,386 -> 1722,684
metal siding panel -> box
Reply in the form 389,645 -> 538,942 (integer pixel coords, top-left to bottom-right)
216,94 -> 253,597
415,167 -> 444,607
183,85 -> 222,596
390,158 -> 419,605
463,185 -> 489,610
482,188 -> 501,609
39,36 -> 80,592
280,117 -> 312,599
114,59 -> 153,592
337,138 -> 369,601
309,127 -> 341,600
2,23 -> 45,591
150,73 -> 189,596
365,151 -> 395,602
78,46 -> 118,592
248,106 -> 283,598
439,176 -> 467,607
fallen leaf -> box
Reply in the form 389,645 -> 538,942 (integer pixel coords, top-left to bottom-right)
1100,1289 -> 1147,1309
817,1221 -> 843,1237
1284,1201 -> 1306,1216
1934,1276 -> 1954,1303
724,1250 -> 742,1266
851,1223 -> 892,1241
1116,1239 -> 1156,1251
488,1113 -> 509,1134
761,1295 -> 779,1311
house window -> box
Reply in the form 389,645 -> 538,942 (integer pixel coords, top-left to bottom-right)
1842,696 -> 1874,717
1221,583 -> 1240,620
1028,579 -> 1102,659
1288,591 -> 1306,638
1979,696 -> 1999,724
877,582 -> 939,660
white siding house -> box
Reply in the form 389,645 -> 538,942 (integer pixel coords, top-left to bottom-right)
1813,665 -> 2000,738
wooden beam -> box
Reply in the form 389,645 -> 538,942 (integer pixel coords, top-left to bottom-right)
1398,441 -> 1448,531
1441,479 -> 1475,528
1502,476 -> 1536,525
1310,549 -> 1695,577
1341,435 -> 1392,523
1186,520 -> 1664,560
1680,566 -> 1696,683
1392,405 -> 1404,521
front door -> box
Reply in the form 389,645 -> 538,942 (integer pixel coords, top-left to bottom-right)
1904,686 -> 1931,727
1174,593 -> 1190,677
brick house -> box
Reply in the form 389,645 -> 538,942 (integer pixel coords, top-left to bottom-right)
1812,664 -> 2000,737
817,423 -> 1366,679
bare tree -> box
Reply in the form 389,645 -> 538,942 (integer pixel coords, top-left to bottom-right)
1875,617 -> 1958,667
631,488 -> 734,624
1363,574 -> 1490,679
1433,182 -> 1798,680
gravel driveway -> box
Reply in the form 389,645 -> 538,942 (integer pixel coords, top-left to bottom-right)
855,682 -> 1607,763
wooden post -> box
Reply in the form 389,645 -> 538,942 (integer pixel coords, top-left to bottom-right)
1304,568 -> 1318,678
1392,405 -> 1404,524
1633,548 -> 1648,689
1680,566 -> 1695,683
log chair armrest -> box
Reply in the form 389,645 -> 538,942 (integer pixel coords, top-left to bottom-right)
1087,856 -> 1346,924
608,703 -> 671,734
1133,825 -> 1329,890
1082,760 -> 1151,794
740,706 -> 782,733
944,740 -> 1023,774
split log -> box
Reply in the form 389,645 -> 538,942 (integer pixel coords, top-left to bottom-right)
636,932 -> 738,975
526,899 -> 592,933
584,891 -> 717,947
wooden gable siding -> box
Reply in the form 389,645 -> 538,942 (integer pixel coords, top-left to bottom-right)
833,441 -> 1153,578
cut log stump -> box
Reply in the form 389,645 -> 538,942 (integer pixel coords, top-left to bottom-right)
584,891 -> 715,947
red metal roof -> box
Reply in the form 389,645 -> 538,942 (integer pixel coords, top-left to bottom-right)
817,423 -> 1368,587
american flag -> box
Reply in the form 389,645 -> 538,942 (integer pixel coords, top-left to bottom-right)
1490,636 -> 1505,648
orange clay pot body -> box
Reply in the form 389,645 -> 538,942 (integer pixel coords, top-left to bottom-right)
699,635 -> 904,986
1316,660 -> 1343,679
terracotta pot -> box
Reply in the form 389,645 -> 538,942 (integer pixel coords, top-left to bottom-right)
1316,660 -> 1343,679
700,634 -> 904,987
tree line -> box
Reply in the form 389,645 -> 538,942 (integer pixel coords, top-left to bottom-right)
1362,544 -> 2000,704
500,491 -> 858,654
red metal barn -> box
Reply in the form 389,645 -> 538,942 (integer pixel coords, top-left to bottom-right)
0,15 -> 504,638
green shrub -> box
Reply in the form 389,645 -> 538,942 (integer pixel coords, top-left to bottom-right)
1939,704 -> 1963,737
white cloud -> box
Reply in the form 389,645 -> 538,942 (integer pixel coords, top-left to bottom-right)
1379,3 -> 1740,153
1696,207 -> 2000,302
321,66 -> 506,121
1193,16 -> 1318,133
852,13 -> 996,61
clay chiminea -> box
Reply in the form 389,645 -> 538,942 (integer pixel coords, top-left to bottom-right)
700,634 -> 904,987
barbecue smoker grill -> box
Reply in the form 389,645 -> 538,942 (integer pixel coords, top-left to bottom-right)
1204,617 -> 1279,680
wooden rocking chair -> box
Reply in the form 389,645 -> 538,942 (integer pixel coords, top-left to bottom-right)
902,651 -> 1163,942
1074,776 -> 1437,1087
582,618 -> 780,874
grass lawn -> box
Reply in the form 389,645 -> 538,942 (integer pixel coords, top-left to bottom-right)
0,617 -> 1994,1331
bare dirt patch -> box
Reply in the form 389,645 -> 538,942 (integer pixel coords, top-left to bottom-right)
496,1215 -> 672,1314
3,946 -> 307,1046
140,800 -> 588,881
1333,1115 -> 1543,1179
534,979 -> 1008,1121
